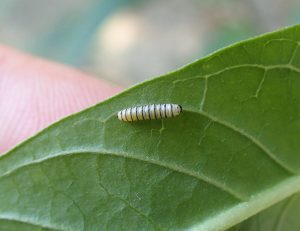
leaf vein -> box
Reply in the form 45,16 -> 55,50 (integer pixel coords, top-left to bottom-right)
0,151 -> 247,202
187,109 -> 296,175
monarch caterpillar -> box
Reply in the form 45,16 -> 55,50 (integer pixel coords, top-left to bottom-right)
117,104 -> 182,122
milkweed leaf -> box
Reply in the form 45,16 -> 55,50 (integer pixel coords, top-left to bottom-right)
1,25 -> 300,231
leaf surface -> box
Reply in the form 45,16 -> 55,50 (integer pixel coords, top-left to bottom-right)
229,192 -> 300,231
1,25 -> 300,231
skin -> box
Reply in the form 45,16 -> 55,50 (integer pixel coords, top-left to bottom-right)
0,45 -> 121,154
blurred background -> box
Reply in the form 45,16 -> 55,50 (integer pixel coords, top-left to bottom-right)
0,0 -> 299,86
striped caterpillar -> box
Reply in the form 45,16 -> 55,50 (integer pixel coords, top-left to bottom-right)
117,104 -> 182,122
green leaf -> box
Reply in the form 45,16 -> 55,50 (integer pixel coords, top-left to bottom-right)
1,24 -> 300,231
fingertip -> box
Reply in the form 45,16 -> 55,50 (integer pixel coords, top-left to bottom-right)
0,46 -> 122,153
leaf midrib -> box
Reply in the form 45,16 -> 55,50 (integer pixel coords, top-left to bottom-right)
0,215 -> 60,230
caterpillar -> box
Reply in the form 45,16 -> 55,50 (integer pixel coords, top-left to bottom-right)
117,104 -> 182,122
